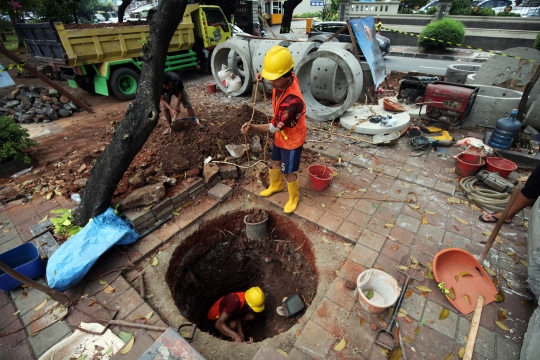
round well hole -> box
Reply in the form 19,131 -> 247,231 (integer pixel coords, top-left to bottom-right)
166,210 -> 317,342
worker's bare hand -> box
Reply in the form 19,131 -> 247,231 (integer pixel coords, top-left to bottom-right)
240,122 -> 251,135
233,334 -> 244,343
255,73 -> 263,82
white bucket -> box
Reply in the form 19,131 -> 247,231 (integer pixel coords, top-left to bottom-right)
357,269 -> 401,314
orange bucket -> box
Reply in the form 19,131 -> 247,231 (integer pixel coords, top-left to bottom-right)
307,165 -> 334,192
205,82 -> 217,94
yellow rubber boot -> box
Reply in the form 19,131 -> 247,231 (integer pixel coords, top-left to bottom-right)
284,179 -> 300,214
260,168 -> 283,197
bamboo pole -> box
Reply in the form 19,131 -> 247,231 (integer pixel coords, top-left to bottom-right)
0,44 -> 94,113
463,295 -> 485,360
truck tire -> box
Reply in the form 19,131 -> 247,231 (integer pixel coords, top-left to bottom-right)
110,67 -> 140,101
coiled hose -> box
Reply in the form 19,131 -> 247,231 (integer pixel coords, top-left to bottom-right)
408,135 -> 431,150
459,176 -> 510,212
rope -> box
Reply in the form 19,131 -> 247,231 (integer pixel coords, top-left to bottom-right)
0,61 -> 26,73
459,176 -> 510,212
406,192 -> 428,225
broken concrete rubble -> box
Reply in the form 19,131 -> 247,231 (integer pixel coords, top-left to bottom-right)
203,163 -> 220,183
1,85 -> 80,123
225,144 -> 246,159
118,182 -> 166,210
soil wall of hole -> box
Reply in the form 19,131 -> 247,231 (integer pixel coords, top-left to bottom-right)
165,210 -> 317,342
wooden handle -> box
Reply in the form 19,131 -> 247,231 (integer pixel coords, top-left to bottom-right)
463,295 -> 485,360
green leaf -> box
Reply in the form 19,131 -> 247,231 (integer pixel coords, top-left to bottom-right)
118,331 -> 133,343
103,346 -> 112,356
372,203 -> 378,208
483,264 -> 496,277
172,211 -> 180,216
366,289 -> 374,299
388,346 -> 403,360
146,293 -> 154,299
76,355 -> 87,360
145,311 -> 154,320
419,319 -> 426,326
62,219 -> 71,226
151,257 -> 158,266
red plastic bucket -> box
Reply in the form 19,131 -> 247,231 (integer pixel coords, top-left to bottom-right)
206,82 -> 217,94
455,153 -> 485,177
307,164 -> 334,192
485,157 -> 517,179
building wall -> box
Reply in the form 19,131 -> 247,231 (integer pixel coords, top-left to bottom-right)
293,0 -> 326,15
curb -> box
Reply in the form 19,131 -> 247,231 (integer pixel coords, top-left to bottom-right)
388,51 -> 489,63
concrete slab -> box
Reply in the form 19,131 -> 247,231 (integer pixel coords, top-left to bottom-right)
339,100 -> 410,135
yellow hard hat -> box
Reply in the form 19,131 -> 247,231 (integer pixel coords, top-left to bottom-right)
261,46 -> 294,81
245,286 -> 265,313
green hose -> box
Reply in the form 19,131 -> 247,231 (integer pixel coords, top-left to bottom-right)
459,177 -> 510,212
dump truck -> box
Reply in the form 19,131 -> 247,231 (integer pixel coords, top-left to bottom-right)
16,4 -> 232,101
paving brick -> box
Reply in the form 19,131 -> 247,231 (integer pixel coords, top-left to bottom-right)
445,216 -> 473,239
0,339 -> 35,360
335,221 -> 361,243
442,231 -> 471,250
357,229 -> 386,252
337,258 -> 364,284
423,299 -> 459,339
496,335 -> 521,360
325,277 -> 356,311
295,320 -> 334,360
326,202 -> 353,219
395,214 -> 421,233
416,224 -> 446,244
388,225 -> 416,247
373,205 -> 400,224
14,287 -> 49,317
311,297 -> 349,337
412,234 -> 441,257
498,255 -> 528,278
410,323 -> 456,360
0,236 -> 23,253
398,166 -> 420,182
434,181 -> 456,195
267,190 -> 292,208
365,216 -> 392,238
27,320 -> 72,357
9,207 -> 40,226
415,175 -> 436,188
373,254 -> 407,285
95,276 -> 132,304
294,203 -> 325,224
131,233 -> 163,260
401,291 -> 426,321
0,313 -> 25,350
319,145 -> 341,159
102,287 -> 145,320
111,329 -> 155,360
152,198 -> 174,220
29,220 -> 53,237
170,188 -> 191,208
0,290 -> 10,308
208,183 -> 233,202
380,239 -> 409,263
287,347 -> 314,360
154,222 -> 181,242
0,226 -> 20,244
252,344 -> 287,360
348,242 -> 378,268
457,317 -> 496,359
345,208 -> 371,229
31,231 -> 58,260
317,212 -> 344,233
354,199 -> 378,215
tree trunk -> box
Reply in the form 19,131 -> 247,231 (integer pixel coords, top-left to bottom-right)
1,32 -> 6,42
118,0 -> 134,23
280,0 -> 302,33
73,0 -> 188,226
8,12 -> 25,49
73,9 -> 79,24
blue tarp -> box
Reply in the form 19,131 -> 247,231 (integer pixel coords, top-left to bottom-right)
46,208 -> 139,291
349,17 -> 386,89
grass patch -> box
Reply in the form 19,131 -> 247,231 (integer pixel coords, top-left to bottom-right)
2,33 -> 19,52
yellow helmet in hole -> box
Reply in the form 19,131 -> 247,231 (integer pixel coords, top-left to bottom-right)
261,46 -> 294,81
245,286 -> 265,312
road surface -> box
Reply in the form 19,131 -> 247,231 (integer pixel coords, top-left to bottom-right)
384,56 -> 465,76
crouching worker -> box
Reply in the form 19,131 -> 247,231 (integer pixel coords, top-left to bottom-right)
207,286 -> 265,342
240,46 -> 306,214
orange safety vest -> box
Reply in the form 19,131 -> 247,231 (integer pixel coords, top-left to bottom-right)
272,74 -> 307,150
207,292 -> 246,320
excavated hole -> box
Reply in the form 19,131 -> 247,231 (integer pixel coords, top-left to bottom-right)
166,210 -> 318,342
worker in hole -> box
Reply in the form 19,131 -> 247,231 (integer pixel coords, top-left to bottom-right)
161,71 -> 200,135
207,286 -> 265,342
241,46 -> 306,214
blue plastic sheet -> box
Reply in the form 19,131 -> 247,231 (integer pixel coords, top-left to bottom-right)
46,208 -> 139,291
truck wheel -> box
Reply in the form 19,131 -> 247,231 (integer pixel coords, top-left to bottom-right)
110,68 -> 139,101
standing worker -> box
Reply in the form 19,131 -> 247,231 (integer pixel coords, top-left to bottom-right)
241,46 -> 306,214
161,71 -> 200,135
207,286 -> 265,342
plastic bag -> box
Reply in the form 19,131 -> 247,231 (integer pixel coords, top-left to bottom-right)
46,208 -> 139,291
222,73 -> 242,93
218,64 -> 232,81
454,137 -> 493,159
